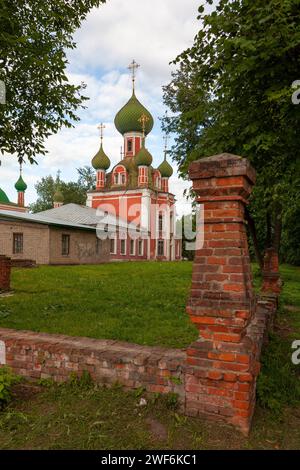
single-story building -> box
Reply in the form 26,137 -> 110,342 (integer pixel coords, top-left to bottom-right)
0,209 -> 110,265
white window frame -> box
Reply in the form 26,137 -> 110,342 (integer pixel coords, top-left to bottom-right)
110,237 -> 117,254
157,239 -> 164,257
130,239 -> 136,256
120,239 -> 126,255
138,239 -> 144,256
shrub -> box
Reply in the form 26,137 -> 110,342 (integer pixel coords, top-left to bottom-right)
257,332 -> 300,415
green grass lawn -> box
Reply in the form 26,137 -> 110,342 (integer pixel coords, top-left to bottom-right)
0,261 -> 299,348
0,262 -> 198,348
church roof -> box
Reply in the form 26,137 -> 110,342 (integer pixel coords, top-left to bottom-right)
114,92 -> 154,136
92,144 -> 111,170
15,175 -> 27,192
0,187 -> 10,203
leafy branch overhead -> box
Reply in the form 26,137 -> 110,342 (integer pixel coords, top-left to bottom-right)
163,0 -> 300,265
0,0 -> 106,163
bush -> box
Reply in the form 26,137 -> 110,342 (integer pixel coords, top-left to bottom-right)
0,366 -> 20,407
257,332 -> 300,415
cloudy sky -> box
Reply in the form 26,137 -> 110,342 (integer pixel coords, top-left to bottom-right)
1,0 -> 202,216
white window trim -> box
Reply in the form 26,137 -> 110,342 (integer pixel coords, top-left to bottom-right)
110,237 -> 117,255
120,239 -> 127,255
130,239 -> 136,256
157,239 -> 164,257
138,239 -> 144,256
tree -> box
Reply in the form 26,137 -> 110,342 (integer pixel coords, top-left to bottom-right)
29,167 -> 94,212
0,0 -> 105,164
77,165 -> 96,190
163,0 -> 300,267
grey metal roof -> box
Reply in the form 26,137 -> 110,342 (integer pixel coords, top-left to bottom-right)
0,209 -> 100,232
36,203 -> 146,232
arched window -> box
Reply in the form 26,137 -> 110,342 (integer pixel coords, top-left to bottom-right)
113,165 -> 127,186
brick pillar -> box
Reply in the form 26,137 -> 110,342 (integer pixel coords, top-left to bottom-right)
186,153 -> 259,435
0,255 -> 11,292
261,247 -> 281,295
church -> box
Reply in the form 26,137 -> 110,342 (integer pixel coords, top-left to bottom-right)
0,61 -> 182,264
86,60 -> 181,261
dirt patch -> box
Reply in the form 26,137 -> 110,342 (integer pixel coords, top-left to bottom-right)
146,417 -> 168,441
12,383 -> 43,401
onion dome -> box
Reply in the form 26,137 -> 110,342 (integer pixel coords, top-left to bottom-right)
91,144 -> 111,170
14,175 -> 27,192
135,141 -> 153,166
158,155 -> 173,178
114,92 -> 154,136
53,188 -> 64,203
0,187 -> 10,203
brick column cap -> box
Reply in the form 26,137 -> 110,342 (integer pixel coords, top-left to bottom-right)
189,153 -> 256,184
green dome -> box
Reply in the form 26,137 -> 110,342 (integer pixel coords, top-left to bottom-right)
53,188 -> 64,203
114,92 -> 154,136
0,187 -> 10,203
158,158 -> 173,178
92,144 -> 111,170
14,175 -> 27,192
135,143 -> 153,167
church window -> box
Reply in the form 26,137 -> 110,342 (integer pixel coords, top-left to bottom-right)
138,239 -> 143,256
127,139 -> 133,152
121,173 -> 126,185
13,233 -> 23,254
62,234 -> 70,256
120,239 -> 126,255
157,239 -> 164,256
114,173 -> 119,184
130,239 -> 135,255
158,213 -> 163,231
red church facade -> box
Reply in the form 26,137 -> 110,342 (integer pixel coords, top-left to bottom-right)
86,62 -> 181,261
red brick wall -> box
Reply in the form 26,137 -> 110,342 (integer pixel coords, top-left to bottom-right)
186,153 -> 275,435
0,328 -> 185,402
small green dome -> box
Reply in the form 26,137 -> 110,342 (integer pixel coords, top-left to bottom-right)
92,144 -> 111,170
53,188 -> 64,203
114,92 -> 154,136
135,143 -> 153,167
0,187 -> 10,203
158,158 -> 173,178
14,175 -> 27,192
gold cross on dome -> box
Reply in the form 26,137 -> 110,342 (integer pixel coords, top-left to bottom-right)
138,113 -> 150,137
97,123 -> 106,142
128,59 -> 140,91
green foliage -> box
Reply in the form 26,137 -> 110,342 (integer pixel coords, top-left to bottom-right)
68,371 -> 93,389
29,166 -> 95,212
0,262 -> 198,348
163,0 -> 300,265
0,366 -> 20,406
257,332 -> 300,415
0,0 -> 105,163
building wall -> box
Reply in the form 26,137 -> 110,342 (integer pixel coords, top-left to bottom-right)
0,220 -> 110,265
49,227 -> 110,265
0,220 -> 50,264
